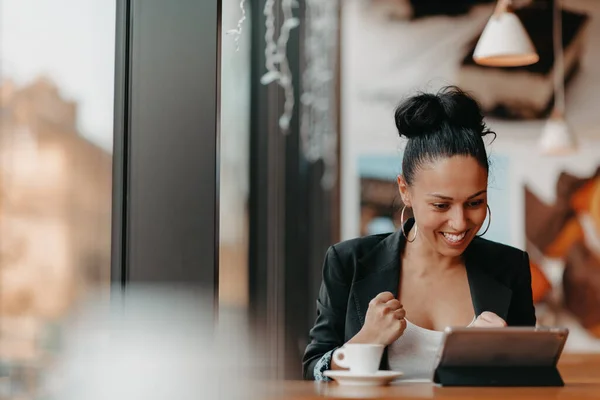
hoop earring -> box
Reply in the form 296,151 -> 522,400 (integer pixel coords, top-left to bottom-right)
476,205 -> 492,237
400,205 -> 418,243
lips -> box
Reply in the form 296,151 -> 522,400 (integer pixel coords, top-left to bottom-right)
440,230 -> 468,246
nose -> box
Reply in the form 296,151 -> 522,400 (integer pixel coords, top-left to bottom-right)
448,207 -> 468,232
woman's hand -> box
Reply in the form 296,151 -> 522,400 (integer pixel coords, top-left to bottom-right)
470,311 -> 507,328
350,292 -> 407,346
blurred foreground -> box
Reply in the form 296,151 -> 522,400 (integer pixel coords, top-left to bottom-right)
2,285 -> 268,400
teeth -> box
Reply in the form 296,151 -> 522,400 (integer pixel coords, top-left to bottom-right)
442,232 -> 466,243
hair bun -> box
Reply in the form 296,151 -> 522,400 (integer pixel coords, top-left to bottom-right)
394,93 -> 445,140
394,86 -> 490,140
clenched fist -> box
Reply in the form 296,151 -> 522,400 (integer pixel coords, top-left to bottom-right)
350,292 -> 407,346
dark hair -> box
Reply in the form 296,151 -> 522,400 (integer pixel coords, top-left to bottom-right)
394,86 -> 495,185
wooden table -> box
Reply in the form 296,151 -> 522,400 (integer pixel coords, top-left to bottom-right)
268,354 -> 600,399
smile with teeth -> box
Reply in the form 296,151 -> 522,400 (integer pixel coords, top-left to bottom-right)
441,231 -> 468,244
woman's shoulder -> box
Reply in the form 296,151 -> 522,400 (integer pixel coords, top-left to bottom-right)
329,232 -> 393,263
468,236 -> 529,280
321,233 -> 395,284
469,236 -> 526,261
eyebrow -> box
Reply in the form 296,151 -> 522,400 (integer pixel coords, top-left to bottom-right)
427,190 -> 487,201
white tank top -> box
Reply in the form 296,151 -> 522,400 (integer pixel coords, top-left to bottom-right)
388,318 -> 475,382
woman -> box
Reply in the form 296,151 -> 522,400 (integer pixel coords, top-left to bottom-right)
302,86 -> 536,381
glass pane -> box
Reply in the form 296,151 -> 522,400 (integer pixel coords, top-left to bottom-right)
0,0 -> 115,397
219,0 -> 250,310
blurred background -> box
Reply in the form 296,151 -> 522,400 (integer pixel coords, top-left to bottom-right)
0,0 -> 599,398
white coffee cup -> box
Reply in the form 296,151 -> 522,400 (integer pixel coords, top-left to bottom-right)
332,344 -> 384,374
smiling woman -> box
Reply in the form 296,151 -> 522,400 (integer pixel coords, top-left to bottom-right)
303,86 -> 536,382
398,156 -> 489,253
395,87 -> 493,257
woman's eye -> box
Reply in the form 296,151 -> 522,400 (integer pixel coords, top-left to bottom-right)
433,203 -> 449,210
468,200 -> 484,208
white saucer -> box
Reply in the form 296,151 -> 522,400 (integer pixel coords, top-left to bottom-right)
323,370 -> 403,386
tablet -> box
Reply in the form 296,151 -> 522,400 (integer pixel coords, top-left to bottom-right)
435,326 -> 569,367
433,327 -> 569,386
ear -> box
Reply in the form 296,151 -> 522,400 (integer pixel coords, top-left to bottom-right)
397,175 -> 412,207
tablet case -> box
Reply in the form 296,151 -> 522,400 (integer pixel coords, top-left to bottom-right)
433,364 -> 564,387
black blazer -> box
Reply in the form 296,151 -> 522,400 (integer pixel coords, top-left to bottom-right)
302,219 -> 536,380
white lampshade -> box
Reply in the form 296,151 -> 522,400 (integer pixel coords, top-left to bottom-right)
473,10 -> 539,67
538,115 -> 577,155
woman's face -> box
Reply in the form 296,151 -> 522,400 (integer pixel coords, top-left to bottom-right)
398,155 -> 489,257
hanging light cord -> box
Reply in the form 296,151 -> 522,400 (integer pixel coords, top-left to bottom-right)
553,0 -> 566,116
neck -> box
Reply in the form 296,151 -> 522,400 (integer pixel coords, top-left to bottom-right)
403,227 -> 463,271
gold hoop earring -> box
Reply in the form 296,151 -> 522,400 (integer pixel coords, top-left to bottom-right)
400,205 -> 418,243
476,205 -> 492,237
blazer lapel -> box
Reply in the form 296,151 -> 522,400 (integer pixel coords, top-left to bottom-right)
464,242 -> 512,321
352,225 -> 409,325
350,222 -> 407,372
